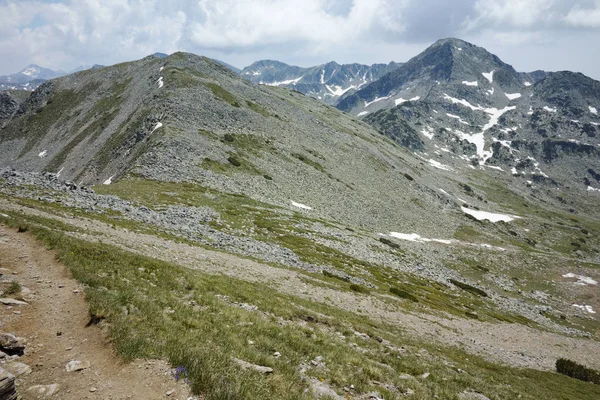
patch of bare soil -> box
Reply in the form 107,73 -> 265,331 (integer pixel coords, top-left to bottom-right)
0,225 -> 196,400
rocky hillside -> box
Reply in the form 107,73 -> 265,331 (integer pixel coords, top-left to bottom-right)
0,91 -> 30,123
241,60 -> 401,104
0,52 -> 461,236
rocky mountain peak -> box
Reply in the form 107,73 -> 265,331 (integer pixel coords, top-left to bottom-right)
336,37 -> 600,202
20,65 -> 43,77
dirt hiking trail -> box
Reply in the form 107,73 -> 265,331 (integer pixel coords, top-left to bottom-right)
0,224 -> 196,400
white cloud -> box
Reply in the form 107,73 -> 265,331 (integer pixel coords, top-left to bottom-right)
463,0 -> 600,32
479,31 -> 549,46
190,0 -> 405,49
0,0 -> 599,82
462,0 -> 555,32
0,0 -> 409,74
459,1 -> 600,51
0,0 -> 188,73
565,1 -> 600,27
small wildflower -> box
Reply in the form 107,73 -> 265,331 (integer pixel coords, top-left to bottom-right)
171,366 -> 190,384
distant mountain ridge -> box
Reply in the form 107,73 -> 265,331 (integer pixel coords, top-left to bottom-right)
240,60 -> 401,105
3,40 -> 599,198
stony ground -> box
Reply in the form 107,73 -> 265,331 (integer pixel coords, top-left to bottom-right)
0,224 -> 196,400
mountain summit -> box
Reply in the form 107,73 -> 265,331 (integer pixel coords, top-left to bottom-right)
337,38 -> 525,114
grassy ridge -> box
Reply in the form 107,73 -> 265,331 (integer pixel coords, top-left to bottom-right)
1,212 -> 600,399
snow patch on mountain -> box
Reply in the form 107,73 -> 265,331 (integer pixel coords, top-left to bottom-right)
421,127 -> 434,139
442,93 -> 516,162
446,114 -> 469,125
428,159 -> 452,171
151,122 -> 163,133
562,273 -> 597,286
389,232 -> 452,244
387,232 -> 504,250
21,66 -> 41,77
482,70 -> 494,83
443,94 -> 480,111
394,96 -> 420,106
543,106 -> 557,113
365,95 -> 391,108
493,138 -> 517,154
454,130 -> 486,159
157,77 -> 164,88
590,106 -> 598,115
524,82 -> 532,86
482,106 -> 516,132
461,207 -> 519,222
524,156 -> 549,178
505,93 -> 522,100
357,111 -> 369,117
326,85 -> 356,97
38,150 -> 48,158
291,201 -> 312,210
267,77 -> 302,86
572,304 -> 596,314
462,81 -> 478,87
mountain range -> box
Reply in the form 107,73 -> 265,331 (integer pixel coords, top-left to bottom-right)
1,38 -> 599,399
241,60 -> 401,105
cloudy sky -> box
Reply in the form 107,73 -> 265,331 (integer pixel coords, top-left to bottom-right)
1,0 -> 600,79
